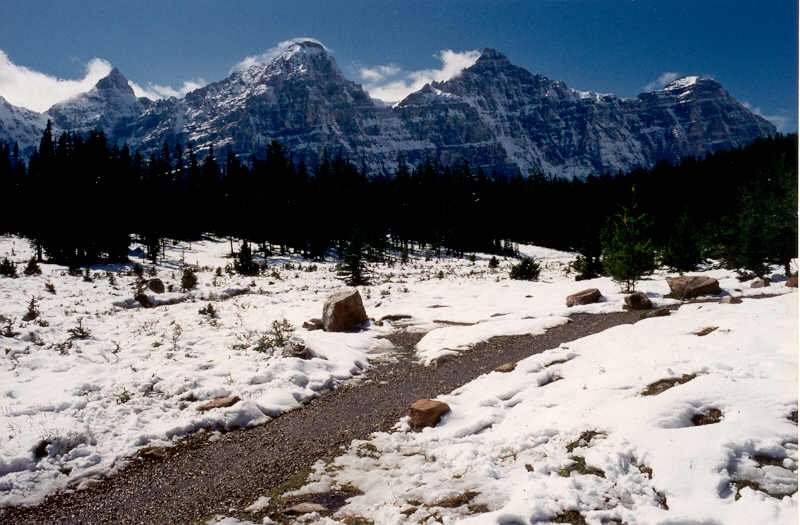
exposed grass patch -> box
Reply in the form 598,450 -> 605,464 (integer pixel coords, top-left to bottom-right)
691,408 -> 722,426
433,490 -> 479,508
558,456 -> 605,478
552,510 -> 587,524
566,430 -> 605,453
641,374 -> 696,396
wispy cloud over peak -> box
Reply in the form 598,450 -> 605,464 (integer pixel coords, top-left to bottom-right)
643,71 -> 681,92
360,49 -> 480,103
232,37 -> 331,72
0,51 -> 112,112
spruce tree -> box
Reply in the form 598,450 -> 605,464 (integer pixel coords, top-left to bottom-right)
601,195 -> 656,293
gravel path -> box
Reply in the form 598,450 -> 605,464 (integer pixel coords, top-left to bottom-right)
2,310 -> 644,524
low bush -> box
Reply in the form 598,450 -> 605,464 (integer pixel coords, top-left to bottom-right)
510,257 -> 541,281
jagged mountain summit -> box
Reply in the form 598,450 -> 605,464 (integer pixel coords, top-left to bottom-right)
0,40 -> 776,177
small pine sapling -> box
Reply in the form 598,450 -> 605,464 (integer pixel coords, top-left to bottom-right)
22,296 -> 40,322
23,257 -> 42,276
510,257 -> 541,281
181,268 -> 198,291
0,257 -> 17,278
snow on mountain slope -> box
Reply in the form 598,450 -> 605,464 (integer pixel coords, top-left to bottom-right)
0,41 -> 777,177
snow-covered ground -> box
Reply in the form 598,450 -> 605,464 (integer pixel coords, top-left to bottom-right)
282,293 -> 797,525
0,235 -> 796,520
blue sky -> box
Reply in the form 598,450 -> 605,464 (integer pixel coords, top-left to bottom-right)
1,0 -> 796,131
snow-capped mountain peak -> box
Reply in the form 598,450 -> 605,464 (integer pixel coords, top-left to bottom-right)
94,67 -> 136,97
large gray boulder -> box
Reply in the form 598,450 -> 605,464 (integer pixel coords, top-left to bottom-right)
566,288 -> 602,307
666,276 -> 720,298
322,288 -> 368,332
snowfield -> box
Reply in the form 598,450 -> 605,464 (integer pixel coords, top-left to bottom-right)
0,235 -> 796,523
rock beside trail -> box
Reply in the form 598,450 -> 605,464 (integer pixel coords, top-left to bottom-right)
750,278 -> 770,289
409,399 -> 451,431
720,296 -> 743,304
666,276 -> 720,298
146,278 -> 165,294
624,292 -> 652,310
285,502 -> 327,515
197,396 -> 240,412
323,288 -> 368,332
494,362 -> 516,373
566,288 -> 602,307
786,275 -> 798,288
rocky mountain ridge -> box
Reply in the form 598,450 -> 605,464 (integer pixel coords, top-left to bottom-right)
0,40 -> 776,177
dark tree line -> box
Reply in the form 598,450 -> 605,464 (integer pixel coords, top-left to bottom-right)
0,121 -> 796,279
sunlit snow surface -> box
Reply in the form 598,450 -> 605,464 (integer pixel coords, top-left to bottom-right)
0,235 -> 796,521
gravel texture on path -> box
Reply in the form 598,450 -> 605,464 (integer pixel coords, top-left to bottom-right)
2,310 -> 643,525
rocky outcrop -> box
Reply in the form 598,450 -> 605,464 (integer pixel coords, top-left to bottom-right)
666,276 -> 721,298
566,288 -> 602,307
1,41 -> 775,178
322,288 -> 368,332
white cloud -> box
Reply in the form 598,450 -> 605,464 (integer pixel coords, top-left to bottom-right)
0,50 -> 112,112
0,50 -> 208,111
359,64 -> 400,82
643,71 -> 680,92
233,37 -> 330,72
129,79 -> 206,100
742,101 -> 792,132
362,49 -> 481,103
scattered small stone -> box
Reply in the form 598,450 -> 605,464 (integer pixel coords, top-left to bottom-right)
720,296 -> 742,304
566,288 -> 602,307
624,292 -> 652,310
494,362 -> 516,373
285,502 -> 327,515
693,326 -> 719,336
197,396 -> 241,412
323,288 -> 368,332
302,318 -> 324,331
409,399 -> 450,431
146,278 -> 165,294
139,446 -> 169,460
666,276 -> 720,298
379,314 -> 412,323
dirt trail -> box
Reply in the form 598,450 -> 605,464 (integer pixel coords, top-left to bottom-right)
2,310 -> 644,524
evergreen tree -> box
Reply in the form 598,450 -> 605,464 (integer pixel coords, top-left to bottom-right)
661,210 -> 703,273
601,192 -> 657,293
337,237 -> 371,286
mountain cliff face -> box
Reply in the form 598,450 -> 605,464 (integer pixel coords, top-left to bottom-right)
0,41 -> 777,177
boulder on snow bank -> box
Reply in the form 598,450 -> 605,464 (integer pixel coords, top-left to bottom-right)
666,276 -> 720,298
197,396 -> 240,412
322,288 -> 368,332
566,288 -> 602,307
409,399 -> 450,431
750,278 -> 770,289
624,292 -> 652,310
786,274 -> 797,288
